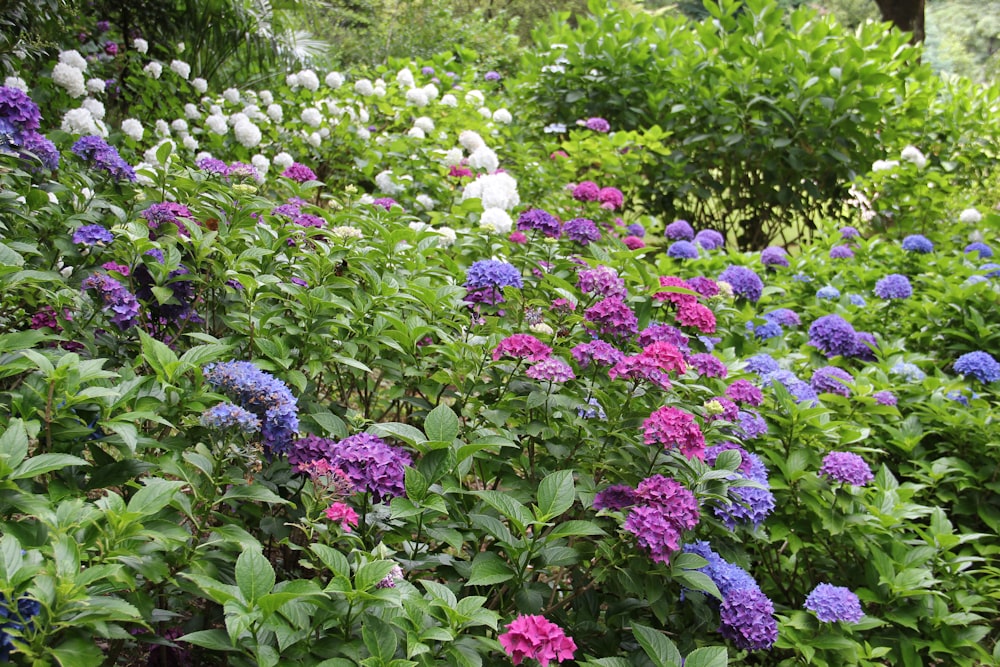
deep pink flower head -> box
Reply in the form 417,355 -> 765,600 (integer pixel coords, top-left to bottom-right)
325,502 -> 359,531
599,186 -> 623,210
498,615 -> 576,666
449,165 -> 473,178
572,180 -> 600,202
640,341 -> 686,374
675,302 -> 716,333
642,406 -> 705,460
281,162 -> 318,183
493,334 -> 552,362
635,475 -> 699,530
623,235 -> 645,249
653,276 -> 697,308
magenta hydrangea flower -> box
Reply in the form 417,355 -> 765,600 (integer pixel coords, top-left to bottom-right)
325,502 -> 359,532
635,475 -> 700,529
726,379 -> 764,406
624,505 -> 682,563
688,353 -> 728,379
598,186 -> 623,210
577,265 -> 627,299
819,452 -> 874,486
675,302 -> 716,334
571,181 -> 600,201
593,484 -> 637,511
571,340 -> 624,368
493,334 -> 552,362
653,275 -> 697,308
526,358 -> 575,382
623,236 -> 645,249
805,583 -> 864,623
642,406 -> 705,460
498,615 -> 576,666
281,162 -> 318,182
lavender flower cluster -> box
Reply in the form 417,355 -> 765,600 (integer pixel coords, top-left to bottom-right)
289,433 -> 411,502
71,135 -> 136,182
81,273 -> 140,329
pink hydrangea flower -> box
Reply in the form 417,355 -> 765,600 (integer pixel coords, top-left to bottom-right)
493,334 -> 552,362
325,502 -> 359,531
498,614 -> 576,666
675,302 -> 716,333
642,406 -> 705,460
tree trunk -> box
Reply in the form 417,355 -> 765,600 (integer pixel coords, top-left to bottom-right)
873,0 -> 925,43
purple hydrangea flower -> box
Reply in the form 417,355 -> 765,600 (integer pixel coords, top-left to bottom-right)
819,451 -> 874,486
726,379 -> 764,406
719,588 -> 778,650
484,70 -> 502,81
805,583 -> 864,623
705,444 -> 774,528
808,314 -> 857,358
0,86 -> 41,132
810,366 -> 853,396
584,296 -> 638,339
874,274 -> 912,299
626,222 -> 645,237
735,409 -> 768,439
577,397 -> 607,419
637,323 -> 689,350
281,162 -> 318,183
745,354 -> 779,375
517,208 -> 561,237
203,361 -> 299,455
872,390 -> 897,406
954,351 -> 1000,383
964,242 -> 993,259
82,273 -> 140,329
635,475 -> 700,529
593,484 -> 637,510
694,229 -> 724,250
719,265 -> 764,302
623,505 -> 682,563
20,131 -> 60,171
577,265 -> 626,299
73,224 -> 113,246
571,340 -> 624,368
72,135 -> 136,181
764,308 -> 800,327
668,240 -> 699,259
665,219 -> 695,241
901,234 -> 933,253
526,357 -> 575,382
197,156 -> 229,174
760,246 -> 788,267
464,259 -> 523,305
562,218 -> 602,245
688,353 -> 728,379
763,370 -> 818,405
371,197 -> 398,211
584,117 -> 610,132
829,245 -> 855,259
687,276 -> 719,298
840,226 -> 860,239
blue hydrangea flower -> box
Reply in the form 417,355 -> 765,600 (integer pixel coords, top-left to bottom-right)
753,320 -> 782,341
816,285 -> 840,300
811,366 -> 853,396
808,314 -> 857,358
964,242 -> 993,259
464,259 -> 523,305
954,351 -> 1000,383
203,361 -> 300,455
981,263 -> 1000,278
626,223 -> 645,238
201,402 -> 262,434
694,229 -> 724,250
847,294 -> 866,307
0,593 -> 42,662
760,246 -> 789,267
667,240 -> 700,259
665,219 -> 695,240
874,274 -> 912,299
745,353 -> 780,375
763,369 -> 818,405
71,135 -> 137,182
891,361 -> 926,382
705,445 -> 774,529
719,265 -> 764,302
577,397 -> 607,419
683,541 -> 761,597
804,583 -> 864,623
901,234 -> 933,253
72,224 -> 114,246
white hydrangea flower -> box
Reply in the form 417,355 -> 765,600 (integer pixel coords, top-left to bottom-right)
267,104 -> 283,122
144,62 -> 163,79
357,106 -> 370,123
273,152 -> 294,169
297,69 -> 320,91
396,68 -> 415,88
325,71 -> 344,88
171,118 -> 188,133
134,163 -> 156,186
191,77 -> 208,93
121,118 -> 144,142
195,151 -> 213,163
60,107 -> 104,135
286,73 -> 301,88
441,147 -> 464,167
184,103 -> 200,119
59,49 -> 88,71
307,131 -> 321,148
257,90 -> 272,105
458,130 -> 485,152
133,38 -> 149,54
223,88 -> 240,104
959,208 -> 982,224
358,194 -> 375,204
901,145 -> 927,168
479,207 -> 513,234
354,78 -> 374,96
182,135 -> 199,151
422,83 -> 439,100
356,127 -> 371,140
478,106 -> 492,118
330,226 -> 364,239
465,89 -> 485,105
436,226 -> 457,247
52,63 -> 86,98
439,93 -> 458,107
405,87 -> 429,107
233,119 -> 262,148
155,119 -> 170,137
413,117 -> 435,133
407,127 -> 426,139
227,112 -> 248,127
373,83 -> 387,97
462,172 -> 520,210
4,76 -> 28,91
319,127 -> 330,138
968,229 -> 984,243
86,78 -> 105,94
872,159 -> 899,172
375,170 -> 403,195
82,97 -> 105,120
468,145 -> 499,172
530,322 -> 554,336
251,154 -> 270,177
416,194 -> 435,210
493,108 -> 512,124
205,114 -> 228,135
301,107 -> 322,127
177,42 -> 185,53
170,60 -> 191,79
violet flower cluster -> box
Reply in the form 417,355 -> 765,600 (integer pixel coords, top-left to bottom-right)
71,135 -> 136,181
705,444 -> 775,529
954,351 -> 1000,384
463,260 -> 523,306
719,265 -> 764,302
202,361 -> 299,455
819,451 -> 874,486
804,583 -> 864,623
81,273 -> 140,329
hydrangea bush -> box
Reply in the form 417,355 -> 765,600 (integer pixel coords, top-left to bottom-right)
0,5 -> 998,667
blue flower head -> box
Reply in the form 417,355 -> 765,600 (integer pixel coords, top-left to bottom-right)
954,351 -> 1000,384
203,361 -> 299,455
901,234 -> 933,253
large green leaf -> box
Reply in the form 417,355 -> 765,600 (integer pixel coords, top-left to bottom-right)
236,548 -> 276,603
535,469 -> 576,521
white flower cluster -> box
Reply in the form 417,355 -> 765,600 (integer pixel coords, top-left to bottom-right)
61,107 -> 105,135
479,208 -> 513,234
297,69 -> 320,91
959,208 -> 982,224
182,135 -> 198,151
397,68 -> 415,88
273,152 -> 294,169
59,50 -> 88,71
267,104 -> 283,122
145,139 -> 176,167
184,103 -> 200,119
492,108 -> 512,124
462,171 -> 520,211
234,119 -> 262,148
900,145 -> 927,169
440,94 -> 458,108
468,145 -> 498,172
326,71 -> 344,89
354,79 -> 374,96
170,60 -> 191,80
121,118 -> 144,142
81,97 -> 105,120
251,154 -> 270,177
191,78 -> 208,93
155,119 -> 170,137
223,88 -> 240,104
405,87 -> 428,107
133,38 -> 149,54
375,170 -> 404,195
871,159 -> 899,172
144,62 -> 163,79
171,118 -> 188,133
441,147 -> 463,167
413,117 -> 435,133
435,226 -> 457,247
205,114 -> 228,135
52,62 -> 86,98
86,78 -> 105,94
301,107 -> 322,127
4,76 -> 28,91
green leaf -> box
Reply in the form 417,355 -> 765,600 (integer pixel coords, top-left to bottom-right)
126,478 -> 185,516
474,491 -> 532,532
404,466 -> 429,502
356,560 -> 399,592
139,329 -> 180,380
0,418 -> 29,471
424,404 -> 460,442
11,453 -> 89,480
178,629 -> 239,651
466,552 -> 515,586
684,646 -> 728,667
363,615 -> 398,661
371,422 -> 427,447
236,548 -> 276,603
632,622 -> 683,667
50,637 -> 105,667
219,484 -> 292,506
547,521 -> 607,538
535,469 -> 576,521
311,544 -> 351,578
